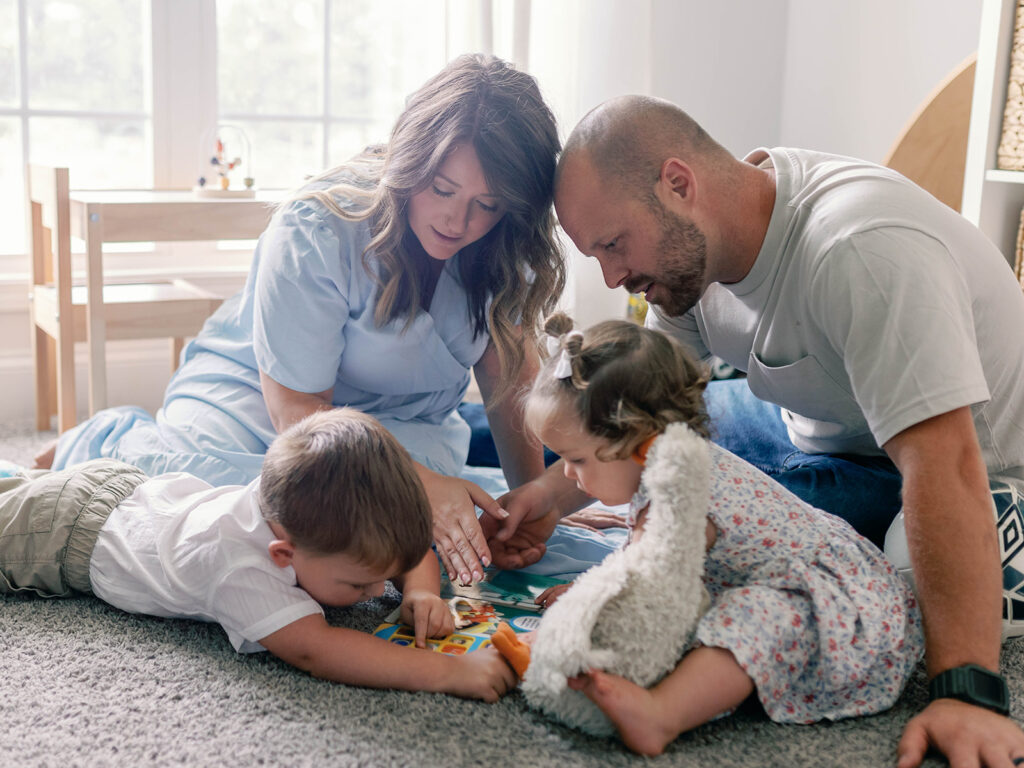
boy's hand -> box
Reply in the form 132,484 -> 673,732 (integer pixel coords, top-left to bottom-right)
400,590 -> 455,648
444,646 -> 518,702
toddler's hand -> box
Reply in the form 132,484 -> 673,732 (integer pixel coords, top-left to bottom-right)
400,590 -> 456,648
444,646 -> 518,702
558,508 -> 628,533
535,582 -> 573,608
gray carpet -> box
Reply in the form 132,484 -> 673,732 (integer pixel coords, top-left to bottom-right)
0,420 -> 1007,767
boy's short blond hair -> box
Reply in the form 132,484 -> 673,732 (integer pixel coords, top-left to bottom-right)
258,408 -> 432,572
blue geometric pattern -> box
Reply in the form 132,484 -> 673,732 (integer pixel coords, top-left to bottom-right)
993,478 -> 1024,625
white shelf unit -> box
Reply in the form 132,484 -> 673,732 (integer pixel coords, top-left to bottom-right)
964,0 -> 1024,264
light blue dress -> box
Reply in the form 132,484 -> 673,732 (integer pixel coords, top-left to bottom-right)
52,182 -> 485,485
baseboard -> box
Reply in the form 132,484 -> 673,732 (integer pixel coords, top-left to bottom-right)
0,268 -> 247,426
0,340 -> 192,426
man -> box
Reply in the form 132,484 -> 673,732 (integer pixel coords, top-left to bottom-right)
492,95 -> 1024,767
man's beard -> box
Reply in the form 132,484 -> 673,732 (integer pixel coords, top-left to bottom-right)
643,206 -> 707,317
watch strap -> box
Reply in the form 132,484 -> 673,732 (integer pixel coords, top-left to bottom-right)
928,664 -> 1010,716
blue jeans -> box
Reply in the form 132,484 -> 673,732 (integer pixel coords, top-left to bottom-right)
459,402 -> 559,469
705,378 -> 902,548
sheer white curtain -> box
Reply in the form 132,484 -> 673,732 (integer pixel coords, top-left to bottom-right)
520,0 -> 656,327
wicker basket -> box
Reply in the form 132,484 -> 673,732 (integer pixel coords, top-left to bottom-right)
999,1 -> 1024,170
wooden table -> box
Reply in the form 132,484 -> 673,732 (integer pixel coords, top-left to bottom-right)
29,175 -> 284,431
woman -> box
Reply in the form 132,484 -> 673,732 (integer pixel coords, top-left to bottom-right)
44,54 -> 564,585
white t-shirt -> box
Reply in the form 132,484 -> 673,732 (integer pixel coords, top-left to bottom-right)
89,474 -> 323,653
650,147 -> 1024,479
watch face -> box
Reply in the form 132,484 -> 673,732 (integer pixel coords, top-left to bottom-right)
968,667 -> 1008,705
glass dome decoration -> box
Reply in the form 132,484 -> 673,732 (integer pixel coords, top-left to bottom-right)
193,123 -> 255,198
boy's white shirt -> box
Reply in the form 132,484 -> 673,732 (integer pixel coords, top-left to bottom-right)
89,473 -> 323,653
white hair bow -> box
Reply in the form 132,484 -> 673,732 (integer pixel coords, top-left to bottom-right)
544,334 -> 573,380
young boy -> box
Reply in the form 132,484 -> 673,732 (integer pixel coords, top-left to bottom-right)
0,408 -> 516,701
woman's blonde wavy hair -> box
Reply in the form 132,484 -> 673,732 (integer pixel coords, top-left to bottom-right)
525,313 -> 710,461
288,53 -> 564,400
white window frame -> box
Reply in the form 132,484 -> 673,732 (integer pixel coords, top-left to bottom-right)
0,1 -> 246,297
0,0 -> 520,321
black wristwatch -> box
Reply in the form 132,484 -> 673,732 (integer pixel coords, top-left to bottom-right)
928,664 -> 1010,716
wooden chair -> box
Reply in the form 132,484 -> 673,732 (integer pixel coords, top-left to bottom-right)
27,165 -> 225,433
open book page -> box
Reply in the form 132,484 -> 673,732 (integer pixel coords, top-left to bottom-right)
372,569 -> 569,655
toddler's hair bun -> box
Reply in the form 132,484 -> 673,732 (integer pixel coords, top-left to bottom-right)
542,311 -> 574,338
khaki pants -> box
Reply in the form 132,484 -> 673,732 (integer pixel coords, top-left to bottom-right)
0,459 -> 147,597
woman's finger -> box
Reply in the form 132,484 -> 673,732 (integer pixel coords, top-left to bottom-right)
434,536 -> 457,581
438,523 -> 480,585
449,529 -> 485,584
464,481 -> 509,524
460,513 -> 493,571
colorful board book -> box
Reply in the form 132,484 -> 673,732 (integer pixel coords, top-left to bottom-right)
372,569 -> 568,655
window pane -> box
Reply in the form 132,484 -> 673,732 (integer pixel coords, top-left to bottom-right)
328,0 -> 446,122
328,120 -> 384,168
0,0 -> 17,107
217,0 -> 324,117
29,116 -> 149,188
0,117 -> 24,256
228,120 -> 323,190
27,0 -> 145,112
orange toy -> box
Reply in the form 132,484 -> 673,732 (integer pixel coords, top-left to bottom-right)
491,621 -> 531,679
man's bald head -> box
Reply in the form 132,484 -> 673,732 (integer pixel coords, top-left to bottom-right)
556,96 -> 730,204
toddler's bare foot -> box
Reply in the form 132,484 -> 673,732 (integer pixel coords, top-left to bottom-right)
32,439 -> 57,469
568,669 -> 677,755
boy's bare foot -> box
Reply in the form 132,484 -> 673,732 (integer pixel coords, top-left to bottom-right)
32,439 -> 57,469
568,669 -> 677,756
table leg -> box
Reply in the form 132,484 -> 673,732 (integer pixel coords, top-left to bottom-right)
85,209 -> 108,417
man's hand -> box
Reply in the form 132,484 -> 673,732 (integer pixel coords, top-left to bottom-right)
897,699 -> 1024,768
476,473 -> 562,570
399,589 -> 456,649
484,506 -> 559,570
478,461 -> 594,570
884,408 -> 1014,766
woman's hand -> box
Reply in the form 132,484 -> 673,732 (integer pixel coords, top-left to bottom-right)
415,463 -> 508,585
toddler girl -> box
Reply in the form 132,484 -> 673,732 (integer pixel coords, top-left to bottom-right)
506,313 -> 924,755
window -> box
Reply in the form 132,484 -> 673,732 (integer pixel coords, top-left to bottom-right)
215,0 -> 471,190
1,0 -> 487,271
1,0 -> 150,261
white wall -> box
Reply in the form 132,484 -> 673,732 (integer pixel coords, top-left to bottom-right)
779,0 -> 981,163
530,0 -> 656,328
535,0 -> 984,334
649,0 -> 788,157
3,1 -> 989,424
